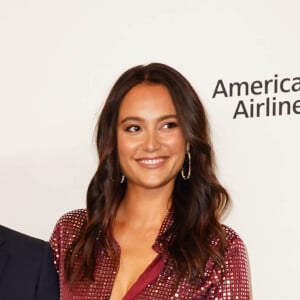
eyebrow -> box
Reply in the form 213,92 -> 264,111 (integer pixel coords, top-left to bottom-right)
120,114 -> 178,124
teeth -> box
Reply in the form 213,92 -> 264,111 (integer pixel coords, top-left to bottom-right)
140,158 -> 164,165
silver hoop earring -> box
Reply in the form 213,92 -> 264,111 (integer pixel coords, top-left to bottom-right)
181,151 -> 191,180
120,175 -> 125,184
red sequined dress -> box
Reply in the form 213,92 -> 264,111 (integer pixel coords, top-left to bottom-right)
50,209 -> 250,299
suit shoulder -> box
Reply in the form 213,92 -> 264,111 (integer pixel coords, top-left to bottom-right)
0,225 -> 50,262
0,225 -> 46,248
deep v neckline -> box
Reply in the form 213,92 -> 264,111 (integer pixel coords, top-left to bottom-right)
109,210 -> 173,299
121,252 -> 167,300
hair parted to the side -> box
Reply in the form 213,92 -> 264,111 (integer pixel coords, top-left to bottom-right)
65,63 -> 230,283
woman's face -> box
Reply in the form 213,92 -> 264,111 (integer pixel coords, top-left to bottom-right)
117,83 -> 188,190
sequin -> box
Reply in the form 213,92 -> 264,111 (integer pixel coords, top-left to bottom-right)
50,209 -> 250,299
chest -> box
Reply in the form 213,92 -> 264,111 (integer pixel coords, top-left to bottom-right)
59,249 -> 213,300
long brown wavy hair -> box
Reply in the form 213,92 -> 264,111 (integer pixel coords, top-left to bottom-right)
65,63 -> 230,283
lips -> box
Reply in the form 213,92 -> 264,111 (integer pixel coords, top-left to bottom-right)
136,157 -> 167,168
139,158 -> 165,164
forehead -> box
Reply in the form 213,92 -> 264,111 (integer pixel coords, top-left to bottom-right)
118,83 -> 177,119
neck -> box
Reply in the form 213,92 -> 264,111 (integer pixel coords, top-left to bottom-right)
116,184 -> 173,229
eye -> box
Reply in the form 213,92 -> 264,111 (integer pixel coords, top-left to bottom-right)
126,125 -> 141,132
162,122 -> 178,129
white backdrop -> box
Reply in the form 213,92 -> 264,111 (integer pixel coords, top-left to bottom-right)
1,1 -> 299,299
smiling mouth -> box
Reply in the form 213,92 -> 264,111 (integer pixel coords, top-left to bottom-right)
136,157 -> 167,168
139,158 -> 165,165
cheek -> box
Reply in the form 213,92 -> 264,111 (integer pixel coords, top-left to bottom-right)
164,134 -> 187,154
117,134 -> 137,160
117,137 -> 129,173
117,134 -> 127,159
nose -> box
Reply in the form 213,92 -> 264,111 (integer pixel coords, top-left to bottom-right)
142,130 -> 161,152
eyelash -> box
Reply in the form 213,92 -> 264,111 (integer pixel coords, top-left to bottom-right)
125,122 -> 178,132
126,125 -> 140,132
162,122 -> 178,129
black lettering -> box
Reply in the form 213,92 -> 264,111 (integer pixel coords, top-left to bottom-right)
229,82 -> 249,97
280,78 -> 290,92
264,79 -> 273,94
272,97 -> 276,116
279,101 -> 291,115
250,99 -> 254,117
292,77 -> 300,92
293,100 -> 300,114
212,80 -> 228,98
266,97 -> 270,116
274,74 -> 278,93
251,81 -> 263,95
256,101 -> 265,117
233,100 -> 249,119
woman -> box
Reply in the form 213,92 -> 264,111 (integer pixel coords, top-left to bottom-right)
50,63 -> 250,299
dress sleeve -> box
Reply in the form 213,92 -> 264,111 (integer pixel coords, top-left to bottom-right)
210,237 -> 250,300
49,218 -> 62,273
49,209 -> 87,276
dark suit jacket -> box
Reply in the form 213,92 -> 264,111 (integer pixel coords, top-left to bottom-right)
0,225 -> 59,300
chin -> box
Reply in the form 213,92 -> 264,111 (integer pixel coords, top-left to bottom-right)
139,178 -> 174,189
